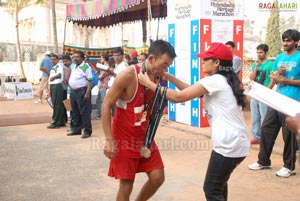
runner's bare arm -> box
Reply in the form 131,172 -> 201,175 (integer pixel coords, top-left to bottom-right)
102,68 -> 136,159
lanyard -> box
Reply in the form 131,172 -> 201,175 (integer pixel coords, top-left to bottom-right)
142,62 -> 150,112
142,62 -> 159,112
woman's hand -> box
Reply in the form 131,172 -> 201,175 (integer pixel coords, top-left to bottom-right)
161,72 -> 170,80
138,71 -> 151,87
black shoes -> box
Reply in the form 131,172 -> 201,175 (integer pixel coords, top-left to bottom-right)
81,133 -> 91,139
67,130 -> 81,136
66,130 -> 91,138
47,124 -> 60,129
47,122 -> 66,129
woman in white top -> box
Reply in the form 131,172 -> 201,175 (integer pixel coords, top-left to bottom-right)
138,42 -> 250,201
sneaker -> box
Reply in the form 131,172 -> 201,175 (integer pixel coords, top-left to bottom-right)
251,139 -> 260,145
276,167 -> 296,178
34,99 -> 42,104
248,162 -> 271,170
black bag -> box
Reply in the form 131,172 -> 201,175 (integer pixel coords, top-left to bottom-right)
255,70 -> 266,85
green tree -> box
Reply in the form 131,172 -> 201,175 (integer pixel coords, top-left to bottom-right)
244,18 -> 256,40
50,0 -> 58,53
1,0 -> 44,80
264,0 -> 281,57
287,16 -> 296,30
296,18 -> 300,31
4,0 -> 31,79
279,16 -> 288,36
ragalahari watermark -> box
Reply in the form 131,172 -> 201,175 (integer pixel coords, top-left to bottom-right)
90,137 -> 212,152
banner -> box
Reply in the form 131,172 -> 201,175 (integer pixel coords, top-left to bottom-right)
63,45 -> 149,58
5,82 -> 33,100
168,0 -> 244,127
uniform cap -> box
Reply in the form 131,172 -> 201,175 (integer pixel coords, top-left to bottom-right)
196,43 -> 232,60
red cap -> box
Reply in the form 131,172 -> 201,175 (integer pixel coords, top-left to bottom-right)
196,42 -> 232,60
130,50 -> 138,57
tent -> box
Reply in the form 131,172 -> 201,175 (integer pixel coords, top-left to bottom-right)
64,0 -> 167,57
66,0 -> 167,28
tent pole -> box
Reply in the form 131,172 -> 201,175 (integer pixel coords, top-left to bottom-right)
156,18 -> 160,40
63,19 -> 67,53
147,0 -> 152,44
122,23 -> 124,48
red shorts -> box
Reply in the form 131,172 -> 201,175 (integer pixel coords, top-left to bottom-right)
108,150 -> 164,181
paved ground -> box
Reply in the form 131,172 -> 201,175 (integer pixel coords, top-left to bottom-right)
0,93 -> 300,201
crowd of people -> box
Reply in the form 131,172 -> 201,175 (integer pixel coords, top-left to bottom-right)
34,48 -> 148,139
33,28 -> 300,200
248,29 -> 300,178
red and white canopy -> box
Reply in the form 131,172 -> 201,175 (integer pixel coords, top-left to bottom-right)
66,0 -> 167,28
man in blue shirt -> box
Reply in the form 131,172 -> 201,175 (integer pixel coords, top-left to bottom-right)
249,29 -> 300,178
35,51 -> 53,103
249,44 -> 273,144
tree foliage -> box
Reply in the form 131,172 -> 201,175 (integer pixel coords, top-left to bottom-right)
296,19 -> 300,31
279,16 -> 288,36
3,0 -> 32,79
1,0 -> 45,79
50,0 -> 58,53
264,0 -> 282,57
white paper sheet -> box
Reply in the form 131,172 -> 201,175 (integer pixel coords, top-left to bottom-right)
46,97 -> 53,108
96,63 -> 109,71
244,81 -> 300,117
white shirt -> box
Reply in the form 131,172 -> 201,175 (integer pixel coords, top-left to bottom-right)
49,63 -> 64,85
199,74 -> 250,157
108,61 -> 129,88
69,61 -> 92,89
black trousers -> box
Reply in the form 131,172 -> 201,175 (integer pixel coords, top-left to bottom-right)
257,107 -> 297,170
70,88 -> 92,135
203,150 -> 245,201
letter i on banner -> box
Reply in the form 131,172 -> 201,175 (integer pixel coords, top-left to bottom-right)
233,20 -> 244,81
168,23 -> 176,122
199,19 -> 211,127
190,20 -> 200,127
